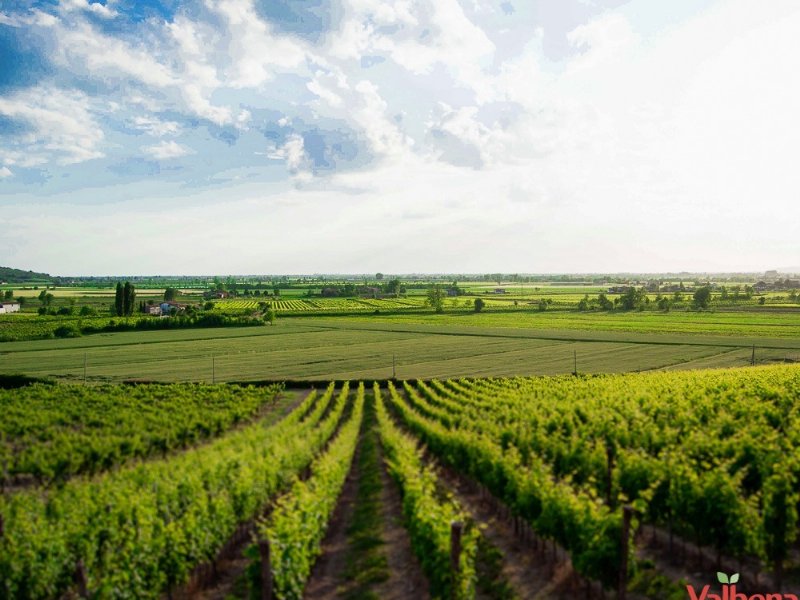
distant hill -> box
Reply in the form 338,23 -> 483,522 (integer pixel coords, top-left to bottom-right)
0,266 -> 54,284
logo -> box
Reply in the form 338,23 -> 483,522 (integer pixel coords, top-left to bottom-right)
686,572 -> 798,600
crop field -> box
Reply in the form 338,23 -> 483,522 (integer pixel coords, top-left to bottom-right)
214,296 -> 430,312
2,315 -> 800,383
2,365 -> 799,598
345,308 -> 800,338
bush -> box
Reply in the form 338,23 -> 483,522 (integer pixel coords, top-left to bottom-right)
53,324 -> 81,338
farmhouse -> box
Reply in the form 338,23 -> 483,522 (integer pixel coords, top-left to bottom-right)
142,304 -> 162,316
0,302 -> 20,314
160,302 -> 187,314
493,288 -> 507,294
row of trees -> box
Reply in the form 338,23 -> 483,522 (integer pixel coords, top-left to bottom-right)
114,282 -> 136,317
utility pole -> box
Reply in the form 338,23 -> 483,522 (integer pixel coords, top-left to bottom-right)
392,354 -> 396,379
751,345 -> 756,366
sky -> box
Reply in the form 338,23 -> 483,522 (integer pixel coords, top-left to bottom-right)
1,0 -> 799,276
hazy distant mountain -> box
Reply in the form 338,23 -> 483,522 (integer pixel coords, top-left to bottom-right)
0,266 -> 53,283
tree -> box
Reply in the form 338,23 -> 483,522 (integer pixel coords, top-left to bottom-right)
385,279 -> 401,296
473,298 -> 485,313
3,290 -> 13,301
265,307 -> 277,325
597,293 -> 614,311
16,296 -> 26,308
693,285 -> 712,309
114,282 -> 124,316
537,299 -> 548,312
122,282 -> 136,316
426,285 -> 444,313
376,272 -> 384,280
577,294 -> 590,311
657,296 -> 671,312
619,287 -> 647,311
164,287 -> 179,302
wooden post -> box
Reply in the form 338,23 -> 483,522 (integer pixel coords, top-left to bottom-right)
574,349 -> 578,376
606,444 -> 615,507
259,539 -> 272,600
74,559 -> 89,598
751,345 -> 756,366
450,521 -> 463,598
392,354 -> 396,379
618,505 -> 634,600
212,354 -> 216,384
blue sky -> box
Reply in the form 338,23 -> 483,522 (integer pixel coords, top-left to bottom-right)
1,0 -> 799,275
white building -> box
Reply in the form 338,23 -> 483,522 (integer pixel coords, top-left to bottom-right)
0,302 -> 21,314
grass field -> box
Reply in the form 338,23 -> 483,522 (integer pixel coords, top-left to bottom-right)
2,314 -> 798,382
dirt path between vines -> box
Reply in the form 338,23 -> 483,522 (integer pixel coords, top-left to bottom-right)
301,435 -> 363,598
432,462 -> 581,600
303,408 -> 429,599
371,436 -> 431,600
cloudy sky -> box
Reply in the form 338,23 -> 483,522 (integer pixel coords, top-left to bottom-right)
1,0 -> 798,275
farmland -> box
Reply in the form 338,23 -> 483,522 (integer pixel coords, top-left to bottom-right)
2,313 -> 800,383
3,276 -> 800,598
2,366 -> 800,598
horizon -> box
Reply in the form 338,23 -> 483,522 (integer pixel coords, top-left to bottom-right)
3,266 -> 799,280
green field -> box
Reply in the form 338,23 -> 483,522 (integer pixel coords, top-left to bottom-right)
2,312 -> 799,382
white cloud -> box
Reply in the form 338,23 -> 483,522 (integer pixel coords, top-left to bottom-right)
143,141 -> 193,160
55,22 -> 175,88
267,134 -> 311,181
0,86 -> 105,165
206,0 -> 307,88
132,116 -> 181,137
60,0 -> 117,19
0,167 -> 13,179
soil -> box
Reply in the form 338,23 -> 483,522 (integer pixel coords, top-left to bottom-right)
432,462 -> 580,600
372,437 -> 431,600
302,438 -> 362,598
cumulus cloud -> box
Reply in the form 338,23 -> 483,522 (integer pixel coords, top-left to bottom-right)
0,86 -> 105,165
0,167 -> 13,179
142,141 -> 193,160
266,134 -> 312,182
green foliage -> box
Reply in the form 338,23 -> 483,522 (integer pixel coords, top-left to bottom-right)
163,287 -> 179,302
693,286 -> 712,309
426,285 -> 445,313
473,298 -> 485,313
0,383 -> 347,598
402,366 -> 800,574
257,383 -> 363,599
375,383 -> 479,599
619,287 -> 647,311
53,323 -> 81,338
0,383 -> 283,484
597,293 -> 613,311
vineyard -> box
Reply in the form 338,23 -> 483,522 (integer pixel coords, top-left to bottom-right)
213,297 -> 430,313
1,365 -> 799,598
